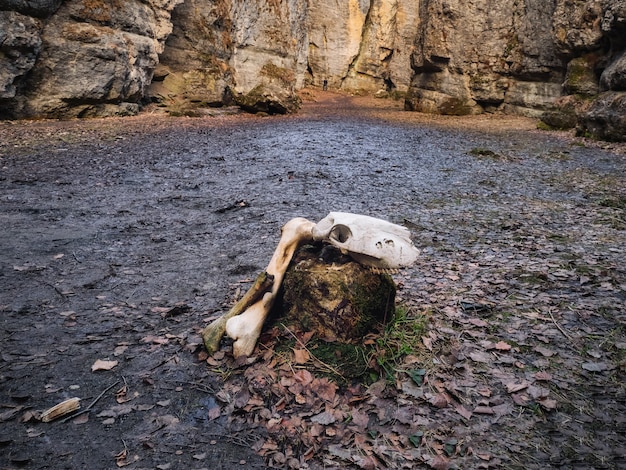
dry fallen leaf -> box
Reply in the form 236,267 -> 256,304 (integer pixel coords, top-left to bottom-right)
293,369 -> 314,386
534,371 -> 552,381
91,359 -> 118,372
429,392 -> 449,409
473,405 -> 495,415
311,378 -> 337,402
495,341 -> 512,351
293,348 -> 310,364
208,406 -> 221,420
366,380 -> 386,397
511,392 -> 531,406
537,397 -> 558,410
469,351 -> 492,363
429,454 -> 450,470
117,455 -> 139,467
505,380 -> 529,394
582,362 -> 611,372
534,346 -> 556,357
454,404 -> 473,420
350,408 -> 370,428
311,411 -> 335,425
468,318 -> 488,328
140,335 -> 169,345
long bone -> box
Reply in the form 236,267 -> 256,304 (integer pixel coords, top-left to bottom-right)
225,217 -> 315,357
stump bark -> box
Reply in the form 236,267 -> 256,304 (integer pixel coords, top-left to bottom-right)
276,245 -> 396,342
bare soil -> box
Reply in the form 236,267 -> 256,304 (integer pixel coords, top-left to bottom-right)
1,90 -> 625,469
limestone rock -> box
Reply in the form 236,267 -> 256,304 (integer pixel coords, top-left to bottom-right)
564,55 -> 601,96
1,0 -> 626,139
540,95 -> 592,130
0,0 -> 62,17
307,0 -> 368,91
147,0 -> 234,114
553,0 -> 604,55
406,0 -> 564,116
600,50 -> 626,91
0,10 -> 42,112
233,83 -> 301,115
149,0 -> 307,114
404,87 -> 481,116
278,245 -> 396,343
6,0 -> 182,118
540,110 -> 578,131
230,0 -> 308,94
601,0 -> 626,39
336,0 -> 420,93
503,81 -> 565,118
578,91 -> 626,141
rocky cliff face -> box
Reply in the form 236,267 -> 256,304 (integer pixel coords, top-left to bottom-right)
406,0 -> 564,116
1,0 -> 625,139
403,0 -> 626,141
1,0 -> 182,118
306,0 -> 419,93
150,0 -> 308,115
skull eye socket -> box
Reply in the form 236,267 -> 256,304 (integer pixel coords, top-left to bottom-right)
329,224 -> 352,244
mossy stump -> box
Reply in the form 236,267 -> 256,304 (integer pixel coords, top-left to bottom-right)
276,245 -> 396,343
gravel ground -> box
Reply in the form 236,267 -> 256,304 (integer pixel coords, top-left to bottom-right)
1,91 -> 624,469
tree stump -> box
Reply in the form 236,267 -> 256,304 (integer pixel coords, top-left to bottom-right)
275,244 -> 396,343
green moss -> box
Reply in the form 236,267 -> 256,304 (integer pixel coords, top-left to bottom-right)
351,274 -> 396,334
308,341 -> 372,385
598,196 -> 626,209
374,306 -> 430,381
260,63 -> 295,87
272,304 -> 430,386
468,147 -> 503,159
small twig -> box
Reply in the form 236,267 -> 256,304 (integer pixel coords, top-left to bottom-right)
548,309 -> 572,340
149,354 -> 178,371
61,380 -> 120,423
41,281 -> 69,299
125,287 -> 138,303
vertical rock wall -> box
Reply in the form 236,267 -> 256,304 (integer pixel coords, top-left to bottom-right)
147,0 -> 235,113
576,0 -> 626,141
307,0 -> 370,90
0,0 -> 625,139
306,0 -> 419,93
405,0 -> 564,117
0,0 -> 183,118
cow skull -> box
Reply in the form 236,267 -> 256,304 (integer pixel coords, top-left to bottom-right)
312,212 -> 419,269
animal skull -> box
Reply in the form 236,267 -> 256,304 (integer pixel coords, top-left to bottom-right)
312,212 -> 419,269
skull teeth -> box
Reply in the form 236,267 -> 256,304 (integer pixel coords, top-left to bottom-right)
367,266 -> 398,275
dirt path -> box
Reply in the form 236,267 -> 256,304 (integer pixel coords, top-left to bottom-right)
1,93 -> 625,469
